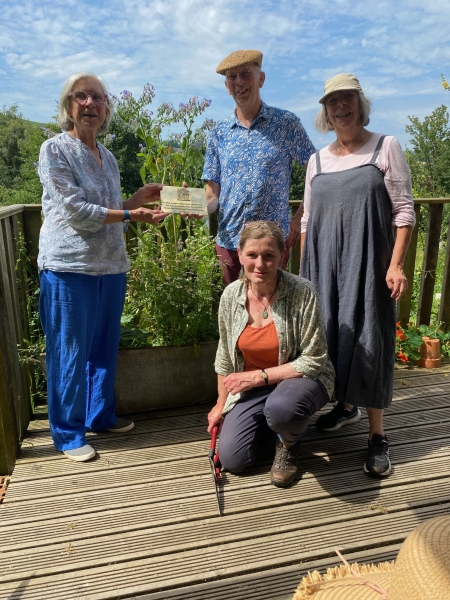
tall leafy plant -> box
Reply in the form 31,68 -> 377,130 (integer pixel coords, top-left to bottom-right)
122,221 -> 222,348
110,84 -> 223,349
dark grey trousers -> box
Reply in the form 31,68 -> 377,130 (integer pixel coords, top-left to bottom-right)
218,378 -> 329,473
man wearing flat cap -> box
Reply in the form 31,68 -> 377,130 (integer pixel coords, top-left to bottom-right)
202,49 -> 315,284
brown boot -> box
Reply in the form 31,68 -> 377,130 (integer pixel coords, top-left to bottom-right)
270,439 -> 298,487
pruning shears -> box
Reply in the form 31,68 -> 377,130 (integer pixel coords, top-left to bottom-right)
208,424 -> 222,516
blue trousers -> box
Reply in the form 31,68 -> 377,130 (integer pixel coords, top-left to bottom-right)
219,378 -> 329,473
39,270 -> 126,451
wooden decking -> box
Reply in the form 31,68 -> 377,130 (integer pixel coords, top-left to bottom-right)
1,364 -> 450,600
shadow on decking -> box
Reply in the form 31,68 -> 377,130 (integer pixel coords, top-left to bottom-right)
1,364 -> 450,600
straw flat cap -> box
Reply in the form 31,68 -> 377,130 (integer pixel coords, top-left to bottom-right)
216,50 -> 263,75
319,73 -> 363,104
292,516 -> 450,600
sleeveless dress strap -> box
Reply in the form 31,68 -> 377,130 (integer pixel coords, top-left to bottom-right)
370,135 -> 386,164
315,150 -> 322,174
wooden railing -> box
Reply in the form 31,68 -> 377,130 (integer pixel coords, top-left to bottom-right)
0,205 -> 41,474
0,199 -> 449,474
398,199 -> 450,328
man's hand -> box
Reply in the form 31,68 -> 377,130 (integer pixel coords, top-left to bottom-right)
179,181 -> 204,220
205,181 -> 220,214
287,217 -> 301,249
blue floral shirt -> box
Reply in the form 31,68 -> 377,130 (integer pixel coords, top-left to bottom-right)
38,132 -> 130,276
202,102 -> 315,249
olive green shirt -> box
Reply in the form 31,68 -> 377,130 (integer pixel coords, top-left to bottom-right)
215,270 -> 335,415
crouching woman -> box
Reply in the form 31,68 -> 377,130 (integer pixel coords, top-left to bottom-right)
207,221 -> 335,487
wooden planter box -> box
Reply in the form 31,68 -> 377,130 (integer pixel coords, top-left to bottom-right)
115,341 -> 218,413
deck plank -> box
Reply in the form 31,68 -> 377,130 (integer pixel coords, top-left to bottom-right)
1,364 -> 449,600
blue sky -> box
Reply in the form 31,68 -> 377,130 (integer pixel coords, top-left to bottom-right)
1,0 -> 449,149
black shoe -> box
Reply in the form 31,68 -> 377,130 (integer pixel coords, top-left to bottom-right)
316,402 -> 361,432
364,433 -> 391,476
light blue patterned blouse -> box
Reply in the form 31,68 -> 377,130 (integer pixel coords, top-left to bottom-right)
202,102 -> 315,250
37,132 -> 130,275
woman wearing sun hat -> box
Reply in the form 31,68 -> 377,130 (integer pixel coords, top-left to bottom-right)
300,73 -> 416,476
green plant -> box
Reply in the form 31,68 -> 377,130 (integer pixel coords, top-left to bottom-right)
15,228 -> 47,409
110,85 -> 214,188
0,104 -> 46,206
396,321 -> 450,363
121,219 -> 222,349
109,84 -> 222,349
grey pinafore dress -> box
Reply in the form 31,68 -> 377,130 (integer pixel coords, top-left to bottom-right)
301,136 -> 396,409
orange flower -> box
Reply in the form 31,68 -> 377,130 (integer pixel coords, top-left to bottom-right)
397,352 -> 408,363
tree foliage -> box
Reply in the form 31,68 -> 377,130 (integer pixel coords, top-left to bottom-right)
0,105 -> 45,205
289,162 -> 307,200
405,105 -> 450,198
98,116 -> 144,196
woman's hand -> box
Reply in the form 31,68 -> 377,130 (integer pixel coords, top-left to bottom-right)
386,265 -> 408,301
223,371 -> 263,395
126,183 -> 163,209
132,206 -> 169,225
207,403 -> 224,434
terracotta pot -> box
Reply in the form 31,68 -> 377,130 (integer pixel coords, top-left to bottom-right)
416,337 -> 441,368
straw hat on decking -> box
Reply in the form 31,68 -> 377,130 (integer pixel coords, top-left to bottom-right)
292,516 -> 450,600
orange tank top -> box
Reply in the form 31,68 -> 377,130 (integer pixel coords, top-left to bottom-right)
237,320 -> 279,371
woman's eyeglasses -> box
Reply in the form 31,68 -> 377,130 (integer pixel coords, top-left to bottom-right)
69,91 -> 107,105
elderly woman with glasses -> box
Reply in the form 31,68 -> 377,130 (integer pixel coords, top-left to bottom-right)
207,221 -> 335,487
38,72 -> 169,462
301,74 -> 416,476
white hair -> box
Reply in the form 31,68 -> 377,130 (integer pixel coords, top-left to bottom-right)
57,72 -> 114,134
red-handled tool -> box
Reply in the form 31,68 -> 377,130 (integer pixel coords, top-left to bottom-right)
208,424 -> 222,516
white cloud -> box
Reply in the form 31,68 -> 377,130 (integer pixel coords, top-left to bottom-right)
0,0 -> 448,152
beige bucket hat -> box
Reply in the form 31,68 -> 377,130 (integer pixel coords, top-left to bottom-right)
216,50 -> 263,75
319,73 -> 363,104
292,516 -> 450,600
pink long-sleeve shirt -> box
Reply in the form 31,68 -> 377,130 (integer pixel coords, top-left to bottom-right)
301,133 -> 416,233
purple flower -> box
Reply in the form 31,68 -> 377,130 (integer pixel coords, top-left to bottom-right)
202,118 -> 216,130
40,126 -> 57,138
142,83 -> 155,103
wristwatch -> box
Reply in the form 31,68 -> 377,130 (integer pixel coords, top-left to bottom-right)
123,209 -> 131,223
261,369 -> 269,385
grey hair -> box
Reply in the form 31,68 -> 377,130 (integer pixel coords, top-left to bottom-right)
315,91 -> 372,134
57,72 -> 115,134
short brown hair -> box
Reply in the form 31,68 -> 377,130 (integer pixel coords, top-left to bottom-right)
238,220 -> 285,255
